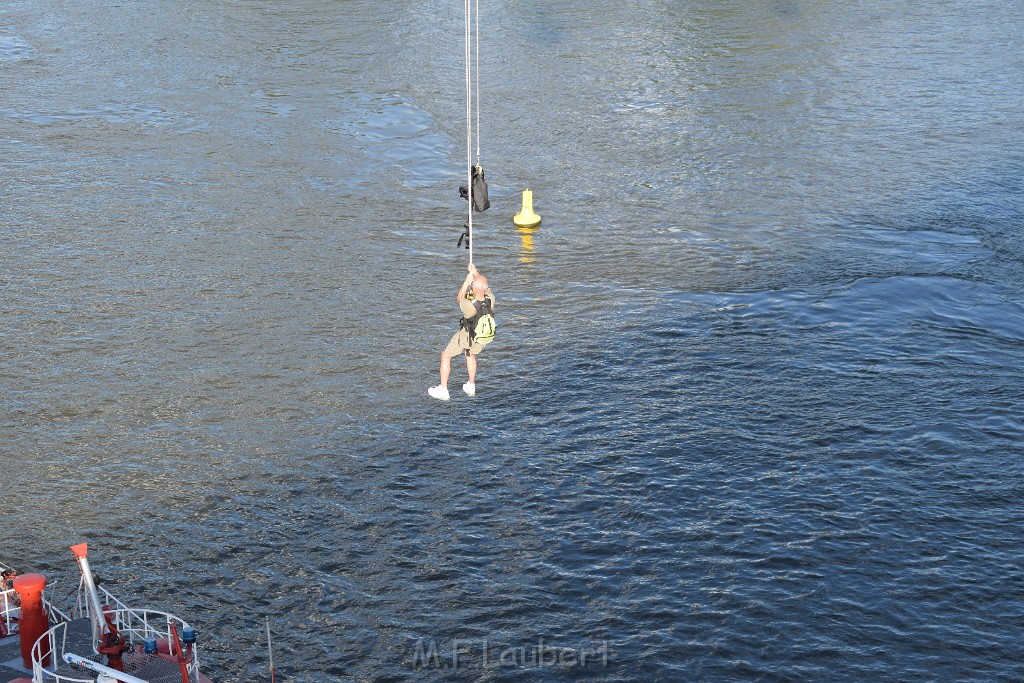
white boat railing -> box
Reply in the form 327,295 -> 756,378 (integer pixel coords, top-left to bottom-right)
32,608 -> 203,683
1,588 -> 18,636
76,578 -> 133,623
2,587 -> 72,635
2,561 -> 71,626
31,621 -> 90,683
47,597 -> 73,624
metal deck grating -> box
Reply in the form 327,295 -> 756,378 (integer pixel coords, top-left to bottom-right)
54,651 -> 196,683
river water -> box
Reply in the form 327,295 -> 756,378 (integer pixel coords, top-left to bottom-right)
2,1 -> 1023,681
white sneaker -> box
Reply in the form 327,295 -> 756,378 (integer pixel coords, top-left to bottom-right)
463,382 -> 476,396
428,385 -> 450,401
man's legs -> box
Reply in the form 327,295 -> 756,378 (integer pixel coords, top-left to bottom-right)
430,333 -> 468,400
465,352 -> 477,384
429,349 -> 455,400
439,349 -> 452,387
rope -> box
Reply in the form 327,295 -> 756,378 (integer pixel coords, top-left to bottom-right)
464,0 -> 473,263
462,0 -> 482,263
475,0 -> 481,163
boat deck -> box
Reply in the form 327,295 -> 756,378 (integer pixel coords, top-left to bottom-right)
2,618 -> 198,683
0,630 -> 33,681
1,617 -> 90,681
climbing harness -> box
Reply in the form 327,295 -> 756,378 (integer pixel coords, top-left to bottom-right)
457,0 -> 489,256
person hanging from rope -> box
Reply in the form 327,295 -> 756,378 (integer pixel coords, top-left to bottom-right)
428,263 -> 496,401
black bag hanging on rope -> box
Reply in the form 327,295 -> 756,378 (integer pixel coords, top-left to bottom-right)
459,164 -> 491,212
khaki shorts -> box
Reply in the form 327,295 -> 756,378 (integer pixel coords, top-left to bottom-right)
444,328 -> 485,358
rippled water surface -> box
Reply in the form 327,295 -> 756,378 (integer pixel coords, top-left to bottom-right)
3,1 -> 1023,681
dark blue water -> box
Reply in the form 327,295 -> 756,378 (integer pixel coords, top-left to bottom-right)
2,1 -> 1023,681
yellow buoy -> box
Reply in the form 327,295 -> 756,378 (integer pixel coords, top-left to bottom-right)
513,189 -> 541,228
